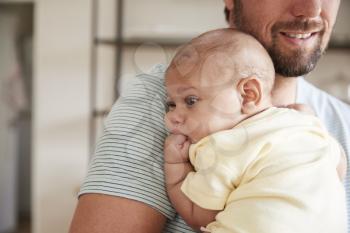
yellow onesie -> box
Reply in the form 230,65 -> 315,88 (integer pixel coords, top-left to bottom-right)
181,107 -> 347,233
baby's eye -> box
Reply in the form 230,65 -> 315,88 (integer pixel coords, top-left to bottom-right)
185,96 -> 199,107
166,101 -> 176,112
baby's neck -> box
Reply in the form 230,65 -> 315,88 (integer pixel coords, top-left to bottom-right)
236,101 -> 273,127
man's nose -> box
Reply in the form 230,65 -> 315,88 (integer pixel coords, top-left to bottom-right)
291,0 -> 322,19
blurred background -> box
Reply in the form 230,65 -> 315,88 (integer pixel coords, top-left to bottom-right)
0,0 -> 349,233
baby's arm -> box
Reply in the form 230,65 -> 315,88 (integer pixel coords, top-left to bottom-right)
164,134 -> 219,231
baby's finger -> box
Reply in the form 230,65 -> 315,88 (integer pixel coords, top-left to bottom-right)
165,134 -> 187,148
179,139 -> 191,161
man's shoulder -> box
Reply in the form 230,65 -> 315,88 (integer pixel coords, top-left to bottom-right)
136,64 -> 167,84
106,63 -> 169,135
296,78 -> 350,118
296,78 -> 350,156
117,64 -> 168,105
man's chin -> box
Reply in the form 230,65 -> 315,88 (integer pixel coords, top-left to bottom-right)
268,39 -> 322,77
271,50 -> 321,77
275,62 -> 317,77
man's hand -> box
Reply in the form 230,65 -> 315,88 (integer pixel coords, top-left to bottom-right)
337,146 -> 347,182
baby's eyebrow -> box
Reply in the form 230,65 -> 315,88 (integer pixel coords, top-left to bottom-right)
165,94 -> 173,101
166,86 -> 198,98
176,86 -> 196,94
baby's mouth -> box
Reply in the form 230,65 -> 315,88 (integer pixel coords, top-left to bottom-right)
170,128 -> 182,135
169,128 -> 195,144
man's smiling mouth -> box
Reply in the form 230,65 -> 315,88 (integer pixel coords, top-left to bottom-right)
283,32 -> 312,39
280,31 -> 317,40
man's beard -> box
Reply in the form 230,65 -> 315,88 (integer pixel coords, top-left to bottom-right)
233,0 -> 324,77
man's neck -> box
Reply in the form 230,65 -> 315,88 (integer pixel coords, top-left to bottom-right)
271,75 -> 298,107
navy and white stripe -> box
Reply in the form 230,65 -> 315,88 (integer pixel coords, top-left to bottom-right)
79,64 -> 195,232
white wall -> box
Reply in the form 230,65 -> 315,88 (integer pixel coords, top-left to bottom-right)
123,0 -> 227,41
306,50 -> 350,102
32,1 -> 91,233
306,0 -> 350,103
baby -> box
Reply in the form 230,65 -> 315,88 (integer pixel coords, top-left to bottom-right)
163,29 -> 347,233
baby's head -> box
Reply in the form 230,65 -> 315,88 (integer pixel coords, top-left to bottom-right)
165,28 -> 275,143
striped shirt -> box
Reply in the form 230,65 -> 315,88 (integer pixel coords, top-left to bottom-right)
79,64 -> 350,232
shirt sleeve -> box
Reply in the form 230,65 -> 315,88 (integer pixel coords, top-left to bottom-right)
78,65 -> 177,219
181,139 -> 240,211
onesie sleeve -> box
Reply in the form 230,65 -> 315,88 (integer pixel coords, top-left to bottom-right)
181,139 -> 240,210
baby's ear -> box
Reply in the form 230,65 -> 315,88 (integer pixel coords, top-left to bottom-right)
237,76 -> 263,114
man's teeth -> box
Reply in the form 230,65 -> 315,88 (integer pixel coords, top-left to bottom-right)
285,33 -> 312,39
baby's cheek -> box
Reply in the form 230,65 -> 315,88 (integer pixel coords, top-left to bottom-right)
209,90 -> 240,116
164,114 -> 172,130
207,118 -> 224,134
186,117 -> 207,136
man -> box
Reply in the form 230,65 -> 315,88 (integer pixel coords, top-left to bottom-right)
69,0 -> 350,232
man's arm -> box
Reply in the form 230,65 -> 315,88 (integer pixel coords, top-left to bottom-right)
164,134 -> 218,231
69,70 -> 177,233
69,194 -> 166,233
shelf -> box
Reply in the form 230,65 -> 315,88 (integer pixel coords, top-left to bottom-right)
95,38 -> 350,50
95,38 -> 185,47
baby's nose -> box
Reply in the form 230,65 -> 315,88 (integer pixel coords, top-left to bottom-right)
165,111 -> 184,131
169,110 -> 185,124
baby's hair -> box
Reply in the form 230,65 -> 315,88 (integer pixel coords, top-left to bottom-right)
168,28 -> 276,95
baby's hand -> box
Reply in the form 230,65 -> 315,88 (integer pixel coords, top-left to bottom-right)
164,134 -> 191,164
